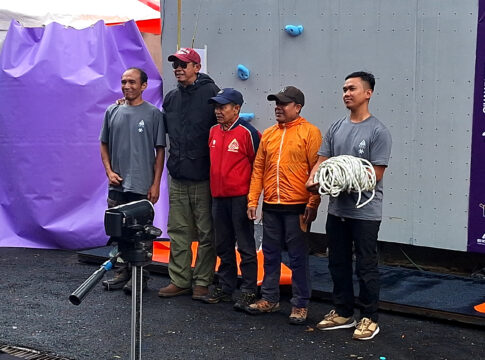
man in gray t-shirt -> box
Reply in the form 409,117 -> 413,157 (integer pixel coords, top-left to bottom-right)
99,67 -> 166,293
307,72 -> 391,341
319,115 -> 391,221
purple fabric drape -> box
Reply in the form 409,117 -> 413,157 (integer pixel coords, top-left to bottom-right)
469,0 -> 485,253
0,20 -> 168,249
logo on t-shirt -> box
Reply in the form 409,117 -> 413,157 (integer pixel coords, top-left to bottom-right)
211,139 -> 216,147
358,140 -> 366,155
138,120 -> 145,133
228,139 -> 239,152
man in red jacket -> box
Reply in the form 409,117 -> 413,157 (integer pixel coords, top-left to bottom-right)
203,88 -> 261,311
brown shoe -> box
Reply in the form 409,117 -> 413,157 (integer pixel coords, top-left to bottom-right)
192,285 -> 209,300
158,283 -> 190,297
245,299 -> 280,314
352,317 -> 380,340
289,306 -> 308,325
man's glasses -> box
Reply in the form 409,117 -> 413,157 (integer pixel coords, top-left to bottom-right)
172,61 -> 189,69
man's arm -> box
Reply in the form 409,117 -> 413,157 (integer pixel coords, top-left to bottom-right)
306,155 -> 329,194
100,142 -> 123,186
147,146 -> 165,204
370,125 -> 392,182
373,165 -> 386,182
247,141 -> 265,221
302,127 -> 323,223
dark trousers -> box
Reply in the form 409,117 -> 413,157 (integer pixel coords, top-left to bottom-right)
107,190 -> 147,208
326,214 -> 381,322
261,210 -> 311,308
212,196 -> 257,294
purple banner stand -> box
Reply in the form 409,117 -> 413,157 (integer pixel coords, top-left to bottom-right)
469,1 -> 485,253
0,20 -> 168,250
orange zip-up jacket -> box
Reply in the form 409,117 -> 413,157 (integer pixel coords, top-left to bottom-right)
248,116 -> 322,209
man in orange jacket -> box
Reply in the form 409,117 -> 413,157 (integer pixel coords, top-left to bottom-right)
246,86 -> 322,324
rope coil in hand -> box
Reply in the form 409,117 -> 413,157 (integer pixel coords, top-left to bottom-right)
313,155 -> 376,208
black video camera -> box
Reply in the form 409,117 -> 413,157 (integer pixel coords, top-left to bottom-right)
104,199 -> 161,265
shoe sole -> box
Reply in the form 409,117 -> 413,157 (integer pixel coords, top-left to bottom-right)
233,303 -> 249,312
203,297 -> 232,304
317,319 -> 357,331
353,326 -> 380,340
289,318 -> 307,325
245,306 -> 280,315
158,288 -> 191,297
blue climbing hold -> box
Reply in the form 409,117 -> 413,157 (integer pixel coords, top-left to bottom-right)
237,64 -> 250,80
239,113 -> 254,122
284,25 -> 304,36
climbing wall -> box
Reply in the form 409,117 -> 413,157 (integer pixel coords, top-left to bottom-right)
161,0 -> 478,252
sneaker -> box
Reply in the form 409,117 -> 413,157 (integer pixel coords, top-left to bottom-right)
203,287 -> 232,304
289,307 -> 308,325
102,267 -> 130,291
233,292 -> 257,312
192,285 -> 209,300
158,283 -> 191,297
122,276 -> 148,295
245,299 -> 280,314
316,310 -> 357,330
352,317 -> 380,340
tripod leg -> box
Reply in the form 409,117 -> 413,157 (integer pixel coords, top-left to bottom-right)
131,265 -> 143,360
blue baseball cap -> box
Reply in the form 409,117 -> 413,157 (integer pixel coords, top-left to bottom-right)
208,88 -> 244,106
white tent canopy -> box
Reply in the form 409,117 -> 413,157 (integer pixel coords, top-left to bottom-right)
0,0 -> 160,48
0,0 -> 160,29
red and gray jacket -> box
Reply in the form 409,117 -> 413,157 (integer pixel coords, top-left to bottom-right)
209,118 -> 261,197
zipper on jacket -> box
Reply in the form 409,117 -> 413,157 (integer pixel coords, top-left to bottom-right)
276,126 -> 286,203
219,130 -> 225,192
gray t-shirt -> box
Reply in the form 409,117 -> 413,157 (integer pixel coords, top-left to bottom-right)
318,115 -> 392,220
99,101 -> 166,195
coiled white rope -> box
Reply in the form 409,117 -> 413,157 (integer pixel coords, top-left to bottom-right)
313,155 -> 376,208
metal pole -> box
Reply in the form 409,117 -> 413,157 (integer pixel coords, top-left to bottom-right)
130,265 -> 143,360
177,0 -> 181,50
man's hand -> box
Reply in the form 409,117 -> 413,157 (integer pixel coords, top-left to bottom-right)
302,206 -> 317,224
247,206 -> 258,221
306,155 -> 328,194
107,171 -> 123,186
306,178 -> 320,194
147,184 -> 160,204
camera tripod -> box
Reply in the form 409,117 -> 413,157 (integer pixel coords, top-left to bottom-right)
69,225 -> 160,360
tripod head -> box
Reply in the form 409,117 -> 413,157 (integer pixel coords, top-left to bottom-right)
105,199 -> 161,266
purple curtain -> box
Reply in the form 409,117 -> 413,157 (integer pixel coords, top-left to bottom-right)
0,20 -> 168,250
469,1 -> 485,253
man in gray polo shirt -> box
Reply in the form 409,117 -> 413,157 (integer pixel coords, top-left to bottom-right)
307,71 -> 392,340
99,67 -> 166,293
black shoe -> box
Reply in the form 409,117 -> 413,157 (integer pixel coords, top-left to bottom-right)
122,276 -> 148,295
203,287 -> 232,304
102,267 -> 130,291
233,292 -> 257,312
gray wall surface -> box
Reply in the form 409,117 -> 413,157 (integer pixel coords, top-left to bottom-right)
161,0 -> 477,251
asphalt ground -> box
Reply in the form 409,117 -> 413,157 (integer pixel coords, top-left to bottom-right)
0,247 -> 484,360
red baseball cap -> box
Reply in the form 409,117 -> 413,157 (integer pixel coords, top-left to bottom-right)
168,48 -> 201,64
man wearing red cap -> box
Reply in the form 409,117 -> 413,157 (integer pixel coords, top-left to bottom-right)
158,48 -> 220,300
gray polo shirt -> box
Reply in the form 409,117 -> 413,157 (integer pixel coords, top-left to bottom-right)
99,101 -> 166,195
318,115 -> 392,221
